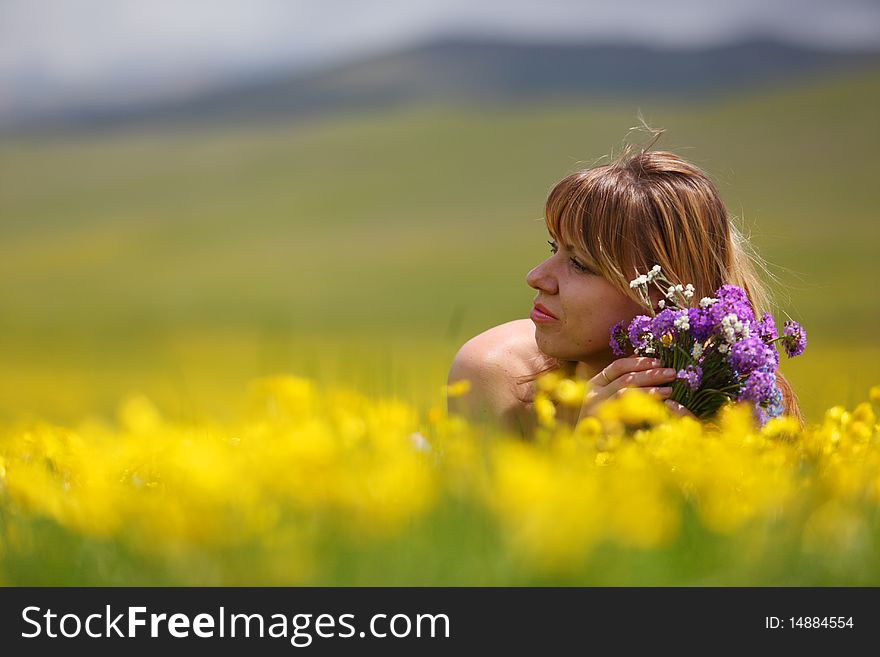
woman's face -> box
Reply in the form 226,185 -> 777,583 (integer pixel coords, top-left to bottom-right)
526,238 -> 646,367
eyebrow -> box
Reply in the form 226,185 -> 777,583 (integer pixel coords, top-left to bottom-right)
562,242 -> 590,259
552,236 -> 597,265
570,246 -> 601,271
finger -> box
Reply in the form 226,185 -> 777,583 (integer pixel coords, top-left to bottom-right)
611,386 -> 673,400
591,357 -> 663,389
665,400 -> 697,419
605,367 -> 678,394
602,357 -> 663,382
647,386 -> 674,399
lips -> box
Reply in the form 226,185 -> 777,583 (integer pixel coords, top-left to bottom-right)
530,302 -> 559,323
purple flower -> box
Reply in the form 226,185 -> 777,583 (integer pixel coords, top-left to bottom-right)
716,284 -> 749,304
677,365 -> 703,392
781,321 -> 807,358
756,312 -> 778,343
651,308 -> 678,337
763,385 -> 784,419
627,315 -> 653,350
738,368 -> 776,404
609,320 -> 628,357
753,385 -> 785,427
650,308 -> 689,341
708,284 -> 755,326
687,307 -> 715,342
688,285 -> 756,346
754,406 -> 767,426
728,337 -> 776,375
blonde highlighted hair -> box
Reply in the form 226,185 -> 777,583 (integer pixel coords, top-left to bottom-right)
530,138 -> 802,422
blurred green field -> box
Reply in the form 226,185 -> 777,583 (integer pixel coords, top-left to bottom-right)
1,67 -> 879,424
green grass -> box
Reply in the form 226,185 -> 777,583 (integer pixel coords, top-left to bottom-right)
1,68 -> 879,424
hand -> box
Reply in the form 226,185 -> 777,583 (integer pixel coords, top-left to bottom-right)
573,357 -> 678,423
664,399 -> 698,420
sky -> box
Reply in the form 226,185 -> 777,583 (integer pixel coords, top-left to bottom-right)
1,0 -> 879,116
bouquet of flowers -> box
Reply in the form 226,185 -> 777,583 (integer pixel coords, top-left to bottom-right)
609,266 -> 806,424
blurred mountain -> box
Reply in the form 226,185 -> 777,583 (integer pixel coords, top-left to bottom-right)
5,37 -> 880,132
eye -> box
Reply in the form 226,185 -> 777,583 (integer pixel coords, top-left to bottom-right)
549,239 -> 594,273
569,257 -> 591,273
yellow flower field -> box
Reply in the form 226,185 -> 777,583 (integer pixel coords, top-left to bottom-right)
2,374 -> 879,586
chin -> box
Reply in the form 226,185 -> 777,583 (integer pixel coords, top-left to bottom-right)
534,328 -> 601,363
533,328 -> 566,359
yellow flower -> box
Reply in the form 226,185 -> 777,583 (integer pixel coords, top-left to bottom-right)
489,442 -> 603,571
761,416 -> 800,440
427,406 -> 444,425
717,402 -> 755,437
535,370 -> 563,394
533,392 -> 556,428
118,394 -> 162,434
575,416 -> 602,439
851,402 -> 876,427
553,378 -> 588,408
7,366 -> 880,586
596,388 -> 667,428
444,379 -> 471,398
248,375 -> 316,420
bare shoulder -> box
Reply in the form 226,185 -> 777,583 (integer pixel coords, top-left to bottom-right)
450,319 -> 537,375
447,319 -> 541,430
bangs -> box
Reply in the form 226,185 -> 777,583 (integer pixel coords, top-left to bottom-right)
543,169 -> 648,286
544,172 -> 599,262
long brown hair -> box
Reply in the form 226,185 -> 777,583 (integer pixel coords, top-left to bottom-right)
525,139 -> 802,423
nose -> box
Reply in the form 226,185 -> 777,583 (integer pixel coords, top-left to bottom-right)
526,257 -> 558,295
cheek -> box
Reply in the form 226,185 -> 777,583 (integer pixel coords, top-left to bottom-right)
566,290 -> 640,341
560,297 -> 606,345
601,302 -> 641,333
558,280 -> 641,343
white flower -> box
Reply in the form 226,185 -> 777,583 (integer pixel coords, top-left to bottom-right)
699,297 -> 718,308
658,299 -> 665,309
683,283 -> 695,299
674,314 -> 690,331
721,316 -> 750,341
409,432 -> 431,452
691,342 -> 704,359
666,285 -> 676,299
718,343 -> 729,354
719,313 -> 741,344
650,264 -> 661,274
630,274 -> 649,288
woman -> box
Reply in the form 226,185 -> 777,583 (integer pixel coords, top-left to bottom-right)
447,143 -> 801,437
